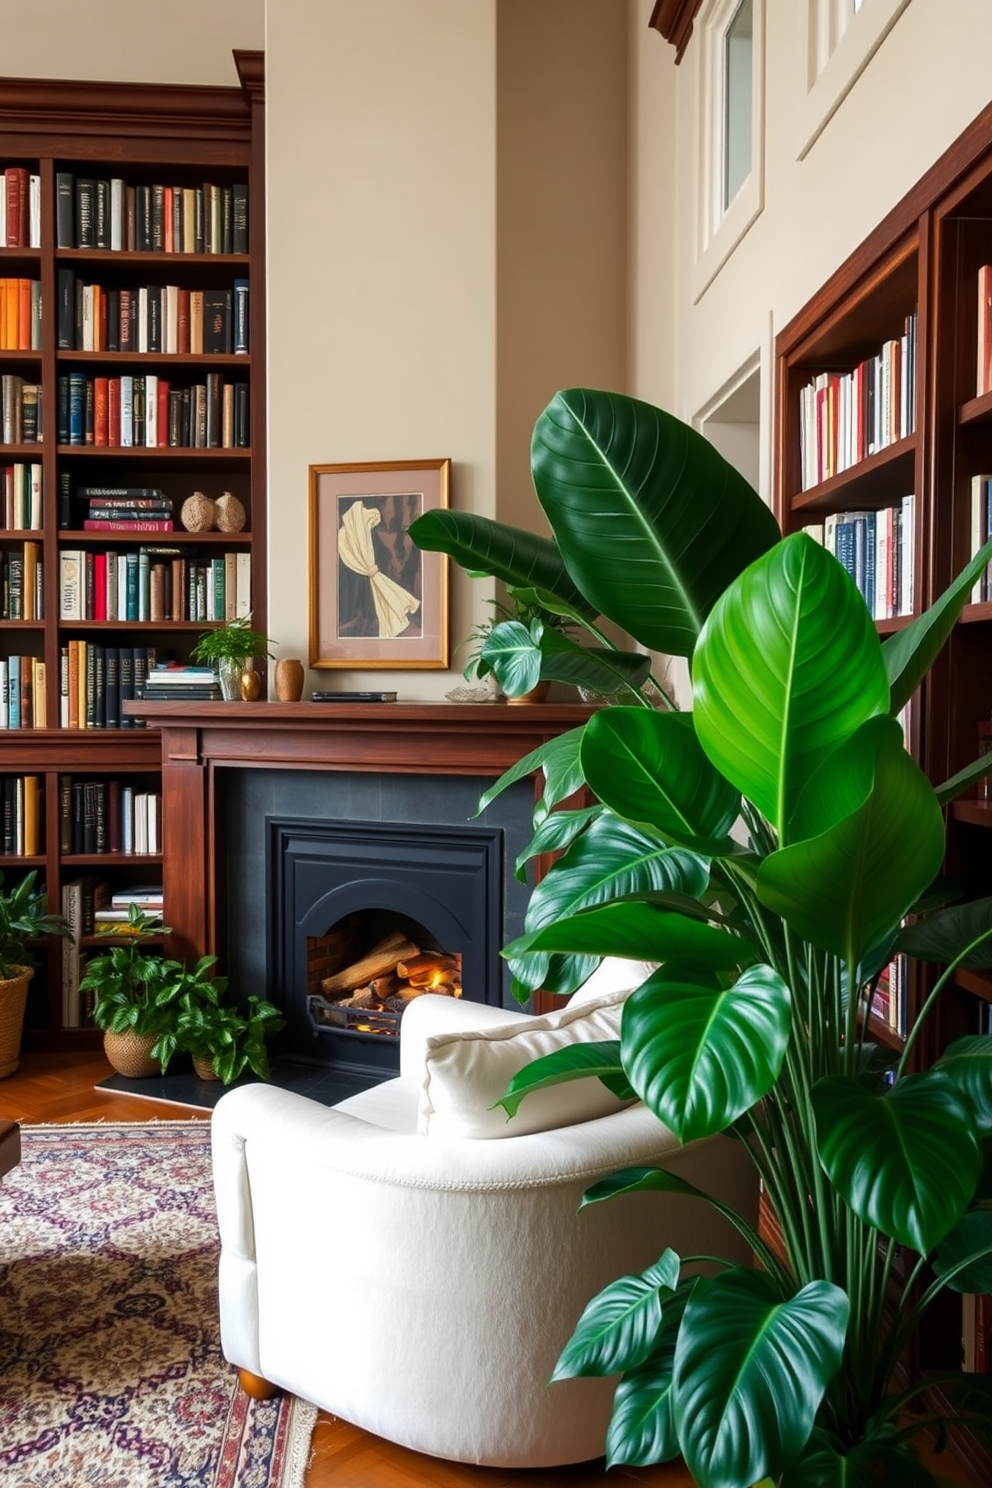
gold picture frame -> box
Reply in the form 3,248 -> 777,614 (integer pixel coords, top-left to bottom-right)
308,459 -> 450,669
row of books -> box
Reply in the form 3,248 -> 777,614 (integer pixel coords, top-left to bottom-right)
1,540 -> 43,620
0,168 -> 41,248
2,463 -> 43,531
969,473 -> 992,602
0,655 -> 45,729
60,548 -> 251,622
0,278 -> 42,351
0,774 -> 43,856
59,643 -> 155,730
1,374 -> 42,445
56,274 -> 249,355
57,175 -> 248,256
803,496 -> 916,620
798,308 -> 918,491
59,778 -> 161,856
870,953 -> 909,1039
56,372 -> 249,449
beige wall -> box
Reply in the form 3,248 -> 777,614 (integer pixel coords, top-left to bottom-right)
0,0 -> 261,85
644,0 -> 992,483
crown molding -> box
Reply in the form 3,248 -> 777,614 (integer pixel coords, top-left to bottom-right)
649,0 -> 705,63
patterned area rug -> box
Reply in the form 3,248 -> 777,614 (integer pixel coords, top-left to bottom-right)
0,1122 -> 317,1487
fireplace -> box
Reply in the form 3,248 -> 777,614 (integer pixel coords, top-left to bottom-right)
268,815 -> 506,1076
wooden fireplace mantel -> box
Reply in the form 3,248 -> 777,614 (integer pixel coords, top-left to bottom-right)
128,699 -> 594,965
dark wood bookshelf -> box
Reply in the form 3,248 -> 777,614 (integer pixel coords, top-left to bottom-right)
0,58 -> 265,1050
775,95 -> 992,1477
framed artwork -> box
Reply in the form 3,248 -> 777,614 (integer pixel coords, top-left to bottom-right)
308,459 -> 450,669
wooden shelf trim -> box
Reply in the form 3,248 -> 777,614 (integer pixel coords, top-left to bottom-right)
57,350 -> 251,367
950,800 -> 992,827
788,435 -> 916,514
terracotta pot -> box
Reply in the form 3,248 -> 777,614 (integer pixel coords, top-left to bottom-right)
193,1055 -> 219,1081
103,1029 -> 160,1079
506,681 -> 551,705
274,658 -> 305,702
0,966 -> 33,1080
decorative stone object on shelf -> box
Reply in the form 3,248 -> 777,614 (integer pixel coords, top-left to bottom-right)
181,492 -> 216,532
214,491 -> 246,532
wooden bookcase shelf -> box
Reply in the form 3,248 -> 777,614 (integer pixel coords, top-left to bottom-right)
0,59 -> 266,1050
775,95 -> 992,1480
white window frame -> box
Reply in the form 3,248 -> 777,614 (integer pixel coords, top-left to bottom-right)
692,0 -> 766,304
796,0 -> 914,160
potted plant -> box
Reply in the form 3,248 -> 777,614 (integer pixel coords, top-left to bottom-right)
190,612 -> 274,700
460,589 -> 581,702
0,870 -> 71,1079
81,906 -> 199,1077
165,984 -> 285,1084
410,387 -> 992,1487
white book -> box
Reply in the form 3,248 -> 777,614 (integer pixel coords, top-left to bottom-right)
235,553 -> 251,618
972,474 -> 986,603
12,463 -> 25,530
145,374 -> 158,448
117,557 -> 128,621
164,285 -> 179,355
874,507 -> 890,622
110,178 -> 124,251
134,793 -> 148,856
900,493 -> 916,616
29,463 -> 42,529
81,283 -> 94,352
147,794 -> 160,854
60,551 -> 82,620
137,287 -> 149,353
29,174 -> 41,248
0,181 -> 5,244
120,376 -> 134,447
60,647 -> 69,728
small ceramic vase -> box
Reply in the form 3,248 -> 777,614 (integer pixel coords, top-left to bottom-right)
275,658 -> 305,702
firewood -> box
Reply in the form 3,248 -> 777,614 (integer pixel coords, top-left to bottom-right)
321,937 -> 420,995
396,952 -> 459,979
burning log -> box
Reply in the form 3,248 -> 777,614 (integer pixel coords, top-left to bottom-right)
396,952 -> 459,980
321,932 -> 421,996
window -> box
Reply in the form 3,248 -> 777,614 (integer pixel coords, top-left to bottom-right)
797,0 -> 913,159
693,0 -> 765,301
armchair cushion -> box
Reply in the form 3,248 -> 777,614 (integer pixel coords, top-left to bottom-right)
418,984 -> 638,1139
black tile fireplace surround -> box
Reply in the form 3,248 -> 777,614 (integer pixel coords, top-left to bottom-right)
219,767 -> 535,1077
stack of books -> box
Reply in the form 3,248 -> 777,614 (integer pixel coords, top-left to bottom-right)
93,884 -> 164,933
140,664 -> 221,702
79,486 -> 174,531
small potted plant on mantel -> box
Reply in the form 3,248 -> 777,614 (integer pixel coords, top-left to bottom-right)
0,871 -> 71,1079
189,612 -> 274,701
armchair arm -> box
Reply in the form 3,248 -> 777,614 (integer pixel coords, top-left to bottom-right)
398,992 -> 524,1079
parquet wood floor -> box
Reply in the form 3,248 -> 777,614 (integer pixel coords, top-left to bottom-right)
0,1051 -> 975,1487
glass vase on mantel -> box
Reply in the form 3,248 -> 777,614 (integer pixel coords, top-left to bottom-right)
218,656 -> 258,701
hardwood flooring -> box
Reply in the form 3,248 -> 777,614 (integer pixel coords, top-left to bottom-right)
0,1051 -> 976,1488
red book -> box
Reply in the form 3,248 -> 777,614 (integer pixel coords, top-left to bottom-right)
177,288 -> 190,354
82,519 -> 174,532
163,187 -> 174,253
93,377 -> 109,446
93,552 -> 107,620
5,168 -> 26,246
108,379 -> 121,448
119,289 -> 133,352
157,379 -> 169,447
98,285 -> 108,352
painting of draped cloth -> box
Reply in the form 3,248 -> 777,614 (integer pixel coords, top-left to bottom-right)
309,459 -> 450,669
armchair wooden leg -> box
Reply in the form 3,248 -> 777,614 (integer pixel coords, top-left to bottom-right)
239,1368 -> 280,1400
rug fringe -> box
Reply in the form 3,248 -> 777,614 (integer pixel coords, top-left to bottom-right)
282,1398 -> 320,1488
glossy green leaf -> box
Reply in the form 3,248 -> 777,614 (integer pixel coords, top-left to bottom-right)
811,1071 -> 982,1253
480,619 -> 542,695
523,815 -> 709,935
581,708 -> 740,851
882,536 -> 992,715
552,1248 -> 680,1380
495,1039 -> 635,1118
475,726 -> 586,815
536,627 -> 653,695
896,897 -> 992,969
932,1209 -> 992,1294
508,903 -> 754,974
934,1035 -> 992,1133
693,533 -> 889,838
605,1287 -> 693,1469
781,1435 -> 941,1488
407,507 -> 595,615
673,1269 -> 849,1488
514,805 -> 602,881
622,963 -> 791,1143
757,717 -> 945,967
934,750 -> 992,807
530,389 -> 781,657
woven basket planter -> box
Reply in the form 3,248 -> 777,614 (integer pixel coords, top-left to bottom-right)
192,1055 -> 219,1082
0,965 -> 33,1079
103,1029 -> 160,1079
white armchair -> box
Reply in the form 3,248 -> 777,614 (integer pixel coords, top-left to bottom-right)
211,970 -> 758,1469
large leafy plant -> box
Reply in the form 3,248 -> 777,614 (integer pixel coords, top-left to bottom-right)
410,388 -> 992,1488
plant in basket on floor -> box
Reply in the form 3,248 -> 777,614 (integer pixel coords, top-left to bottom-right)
0,871 -> 71,1079
410,387 -> 992,1488
159,977 -> 285,1085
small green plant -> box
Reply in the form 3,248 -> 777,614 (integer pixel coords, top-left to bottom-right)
460,588 -> 580,693
81,906 -> 188,1050
190,611 -> 274,666
0,870 -> 71,980
170,988 -> 286,1084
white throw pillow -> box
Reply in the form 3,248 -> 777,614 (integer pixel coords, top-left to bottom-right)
418,985 -> 641,1140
